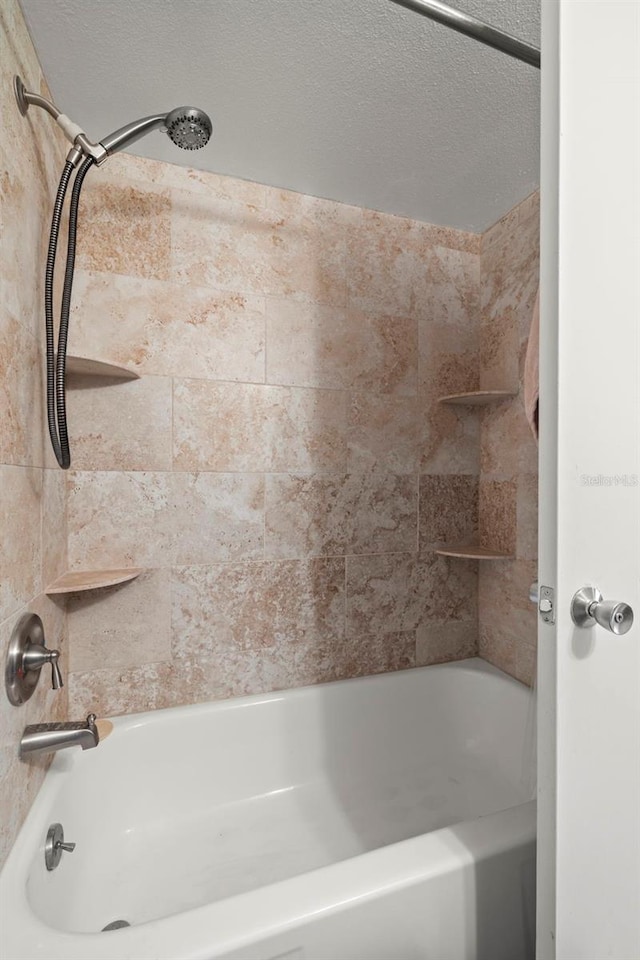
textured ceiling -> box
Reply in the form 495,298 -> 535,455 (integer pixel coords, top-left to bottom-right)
19,0 -> 540,231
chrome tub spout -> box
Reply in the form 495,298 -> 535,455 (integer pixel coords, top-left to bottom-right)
20,714 -> 99,758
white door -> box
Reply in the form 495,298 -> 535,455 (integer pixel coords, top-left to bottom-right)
537,2 -> 640,958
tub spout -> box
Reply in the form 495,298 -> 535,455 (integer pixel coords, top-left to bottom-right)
20,714 -> 100,758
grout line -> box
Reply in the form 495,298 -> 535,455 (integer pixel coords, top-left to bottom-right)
170,375 -> 175,472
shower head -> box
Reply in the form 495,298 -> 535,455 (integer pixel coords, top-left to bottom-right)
13,77 -> 212,165
99,107 -> 212,157
165,108 -> 212,151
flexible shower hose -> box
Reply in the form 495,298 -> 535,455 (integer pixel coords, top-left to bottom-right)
45,154 -> 94,468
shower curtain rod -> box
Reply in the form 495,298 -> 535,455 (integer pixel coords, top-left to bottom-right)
388,0 -> 541,69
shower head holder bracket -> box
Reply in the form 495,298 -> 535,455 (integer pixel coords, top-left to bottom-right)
13,75 -> 107,166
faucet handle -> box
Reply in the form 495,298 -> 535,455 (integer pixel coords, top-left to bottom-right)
5,614 -> 65,706
23,643 -> 63,690
49,650 -> 63,690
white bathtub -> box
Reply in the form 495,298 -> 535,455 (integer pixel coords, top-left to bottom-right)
0,658 -> 536,960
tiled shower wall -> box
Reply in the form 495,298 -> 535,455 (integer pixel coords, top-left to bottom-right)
63,154 -> 483,717
478,192 -> 540,684
0,0 -> 69,866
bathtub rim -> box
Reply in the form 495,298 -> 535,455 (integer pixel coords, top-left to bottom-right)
59,655 -> 530,734
0,657 -> 536,960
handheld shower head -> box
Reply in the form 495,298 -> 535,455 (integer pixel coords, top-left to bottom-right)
99,106 -> 212,156
165,107 -> 212,150
13,77 -> 212,165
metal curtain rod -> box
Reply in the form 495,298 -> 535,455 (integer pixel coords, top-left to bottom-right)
389,0 -> 541,69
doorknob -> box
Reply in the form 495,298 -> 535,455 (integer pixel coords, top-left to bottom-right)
570,587 -> 634,635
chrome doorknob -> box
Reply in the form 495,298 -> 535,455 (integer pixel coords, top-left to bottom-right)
571,587 -> 634,635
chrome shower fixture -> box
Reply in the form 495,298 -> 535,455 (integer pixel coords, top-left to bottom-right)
13,75 -> 212,167
14,75 -> 212,469
13,76 -> 212,470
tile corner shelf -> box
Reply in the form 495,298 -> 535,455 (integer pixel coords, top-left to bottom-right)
65,356 -> 140,381
438,390 -> 516,406
435,544 -> 513,560
45,568 -> 144,595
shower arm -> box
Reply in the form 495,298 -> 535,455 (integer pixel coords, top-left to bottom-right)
14,75 -> 108,166
388,0 -> 541,69
99,114 -> 167,155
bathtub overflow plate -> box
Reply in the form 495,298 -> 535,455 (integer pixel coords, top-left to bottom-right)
45,823 -> 76,871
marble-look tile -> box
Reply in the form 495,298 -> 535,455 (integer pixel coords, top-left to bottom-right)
98,153 -> 267,207
338,631 -> 416,677
346,552 -> 477,637
70,270 -> 266,383
478,559 -> 538,676
0,70 -> 56,337
422,223 -> 480,256
265,473 -> 417,559
482,192 -> 538,255
419,319 -> 480,475
426,246 -> 480,328
416,620 -> 477,666
66,375 -> 173,471
480,307 -> 520,392
421,403 -> 480,476
481,197 -> 540,351
419,316 -> 480,398
173,472 -> 264,564
41,468 -> 67,589
478,191 -> 539,687
67,471 -> 264,568
262,630 -> 416,691
266,300 -> 417,395
263,185 -> 362,230
478,624 -> 516,678
67,470 -> 173,569
347,393 -> 418,475
0,466 -> 41,622
171,187 -> 346,306
67,655 -> 239,718
173,559 -> 345,651
419,474 -> 478,550
67,569 -> 171,673
347,213 -> 478,321
169,559 -> 346,698
479,479 -> 517,556
480,396 -> 538,479
171,563 -> 269,659
173,379 -> 347,473
347,210 -> 433,317
76,180 -> 171,281
514,641 -> 536,688
0,312 -> 43,467
517,474 -> 538,560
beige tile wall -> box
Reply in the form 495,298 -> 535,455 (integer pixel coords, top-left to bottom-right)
478,192 -> 540,684
0,0 -> 69,867
63,153 -> 483,717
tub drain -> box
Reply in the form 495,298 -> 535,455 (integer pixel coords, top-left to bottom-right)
102,920 -> 131,931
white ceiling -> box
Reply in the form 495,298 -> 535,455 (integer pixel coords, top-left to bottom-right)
20,0 -> 540,232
